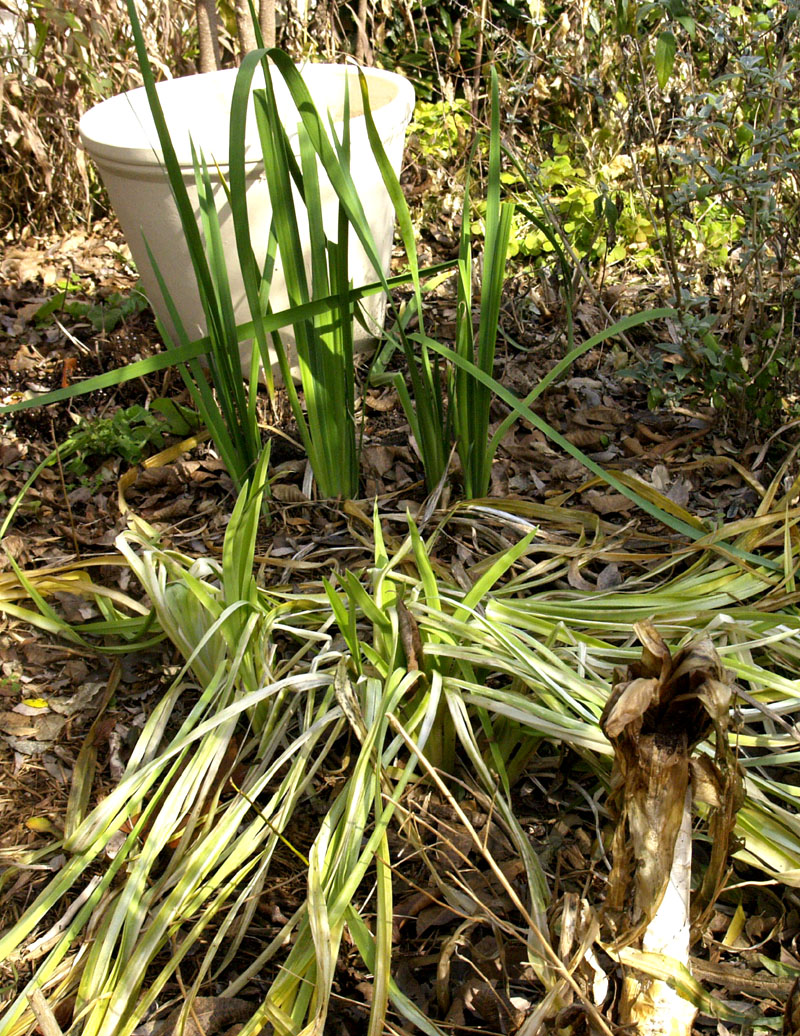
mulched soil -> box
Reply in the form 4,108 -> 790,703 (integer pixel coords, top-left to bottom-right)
1,221 -> 797,1034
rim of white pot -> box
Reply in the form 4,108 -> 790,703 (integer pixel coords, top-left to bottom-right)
79,62 -> 416,171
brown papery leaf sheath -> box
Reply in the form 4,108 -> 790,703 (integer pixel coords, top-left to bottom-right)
600,621 -> 743,1031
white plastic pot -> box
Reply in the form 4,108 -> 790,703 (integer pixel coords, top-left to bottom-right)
79,64 -> 415,380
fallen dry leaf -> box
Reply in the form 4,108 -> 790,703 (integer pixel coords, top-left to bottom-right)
601,622 -> 742,944
584,489 -> 634,515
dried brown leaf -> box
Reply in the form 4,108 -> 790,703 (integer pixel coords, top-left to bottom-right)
271,483 -> 308,503
397,598 -> 423,672
566,428 -> 606,448
0,710 -> 66,741
153,997 -> 255,1036
602,677 -> 659,739
570,405 -> 626,428
601,623 -> 742,945
362,444 -> 396,478
689,755 -> 724,808
584,490 -> 634,515
596,563 -> 622,590
568,558 -> 595,591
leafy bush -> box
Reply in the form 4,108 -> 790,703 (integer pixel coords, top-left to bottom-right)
0,0 -> 195,233
408,96 -> 471,161
604,1 -> 800,425
445,0 -> 800,430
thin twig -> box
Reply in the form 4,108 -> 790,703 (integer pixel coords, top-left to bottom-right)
50,418 -> 81,559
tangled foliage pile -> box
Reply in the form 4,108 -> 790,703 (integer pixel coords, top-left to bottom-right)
0,0 -> 195,234
386,0 -> 800,430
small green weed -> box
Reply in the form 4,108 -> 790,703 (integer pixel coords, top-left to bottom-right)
33,285 -> 149,334
0,671 -> 22,696
63,401 -> 201,483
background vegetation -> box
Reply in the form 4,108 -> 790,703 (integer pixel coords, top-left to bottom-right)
2,0 -> 797,434
1,3 -> 800,1033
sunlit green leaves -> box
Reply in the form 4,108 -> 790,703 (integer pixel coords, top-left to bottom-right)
655,30 -> 677,88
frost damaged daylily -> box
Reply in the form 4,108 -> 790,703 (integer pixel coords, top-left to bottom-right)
600,621 -> 743,1036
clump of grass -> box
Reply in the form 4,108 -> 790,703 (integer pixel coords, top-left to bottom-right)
4,487 -> 799,1033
